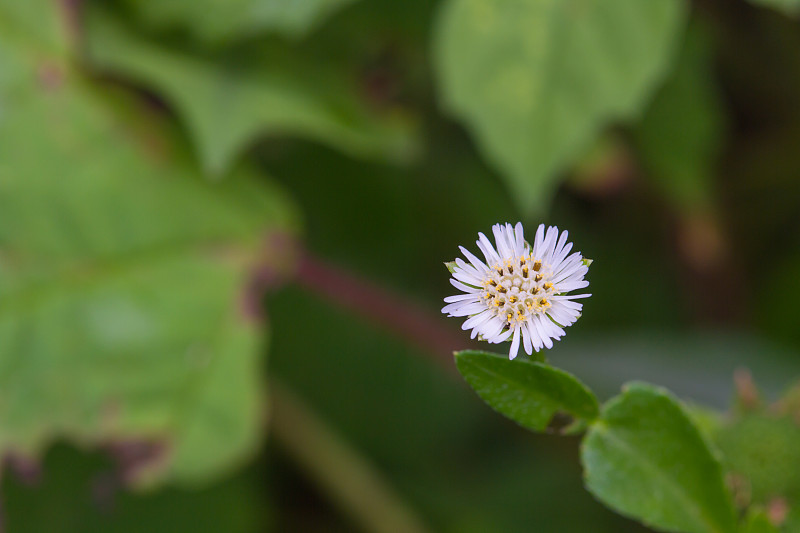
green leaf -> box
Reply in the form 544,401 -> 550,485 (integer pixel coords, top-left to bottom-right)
713,413 -> 800,505
0,3 -> 296,485
2,444 -> 267,533
0,0 -> 69,56
741,509 -> 780,533
433,0 -> 687,214
85,7 -> 416,176
747,0 -> 800,16
581,382 -> 737,533
119,0 -> 359,44
634,19 -> 725,211
454,350 -> 599,432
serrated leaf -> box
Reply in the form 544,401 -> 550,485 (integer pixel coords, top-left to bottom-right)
119,0 -> 359,44
0,1 -> 297,485
454,350 -> 599,432
635,19 -> 725,210
433,0 -> 687,214
582,382 -> 737,533
85,7 -> 416,176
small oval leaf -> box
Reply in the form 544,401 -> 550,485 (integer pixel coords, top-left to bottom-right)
454,350 -> 599,431
581,382 -> 737,533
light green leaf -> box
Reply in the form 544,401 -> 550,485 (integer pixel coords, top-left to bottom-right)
434,0 -> 687,214
713,413 -> 800,505
747,0 -> 800,16
120,0 -> 359,43
635,19 -> 725,210
454,350 -> 599,432
582,382 -> 737,533
741,509 -> 780,533
85,7 -> 416,176
0,0 -> 69,56
0,3 -> 297,485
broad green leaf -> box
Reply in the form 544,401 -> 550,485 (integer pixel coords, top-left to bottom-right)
0,2 -> 296,485
635,20 -> 725,210
713,413 -> 800,504
120,0 -> 359,44
434,0 -> 687,214
582,382 -> 737,533
85,8 -> 415,176
747,0 -> 800,16
741,509 -> 780,533
0,0 -> 69,56
454,350 -> 599,431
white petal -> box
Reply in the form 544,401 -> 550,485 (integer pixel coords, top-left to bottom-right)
551,294 -> 591,302
462,310 -> 492,330
533,224 -> 546,252
508,326 -> 521,360
442,302 -> 485,316
513,222 -> 525,256
459,246 -> 489,272
455,258 -> 482,277
481,316 -> 505,339
477,233 -> 499,264
547,305 -> 580,326
444,293 -> 480,303
488,328 -> 513,343
450,278 -> 480,293
533,316 -> 553,349
551,240 -> 573,267
540,226 -> 559,263
492,224 -> 513,258
521,323 -> 533,355
555,280 -> 589,292
452,270 -> 483,286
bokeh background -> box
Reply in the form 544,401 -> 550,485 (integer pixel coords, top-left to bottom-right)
2,0 -> 800,531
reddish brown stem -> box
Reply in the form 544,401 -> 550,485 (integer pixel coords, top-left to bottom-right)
58,0 -> 83,52
293,249 -> 476,371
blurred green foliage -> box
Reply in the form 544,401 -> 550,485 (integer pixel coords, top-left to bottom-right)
1,0 -> 800,531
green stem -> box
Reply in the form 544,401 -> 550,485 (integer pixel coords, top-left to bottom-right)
269,380 -> 431,533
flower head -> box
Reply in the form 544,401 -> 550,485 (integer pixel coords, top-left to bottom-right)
443,222 -> 590,359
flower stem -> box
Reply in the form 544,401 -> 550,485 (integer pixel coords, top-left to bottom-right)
269,380 -> 431,533
294,249 -> 472,370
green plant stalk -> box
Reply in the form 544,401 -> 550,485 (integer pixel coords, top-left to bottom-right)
269,380 -> 431,533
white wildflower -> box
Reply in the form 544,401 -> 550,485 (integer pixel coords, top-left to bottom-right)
443,222 -> 590,359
